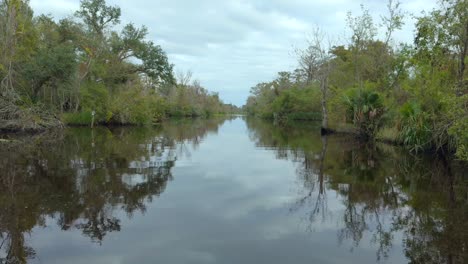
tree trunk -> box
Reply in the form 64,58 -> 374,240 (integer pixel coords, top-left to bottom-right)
320,77 -> 333,135
458,22 -> 467,93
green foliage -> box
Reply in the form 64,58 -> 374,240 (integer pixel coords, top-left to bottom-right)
79,81 -> 110,122
283,112 -> 322,121
446,94 -> 468,160
449,116 -> 468,160
163,80 -> 226,118
0,0 -> 234,130
108,89 -> 166,125
397,101 -> 432,151
23,41 -> 77,103
244,73 -> 321,120
343,87 -> 385,138
245,0 -> 467,160
272,87 -> 321,120
62,111 -> 93,125
75,0 -> 121,35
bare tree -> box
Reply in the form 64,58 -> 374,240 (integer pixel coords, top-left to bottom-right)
176,70 -> 193,87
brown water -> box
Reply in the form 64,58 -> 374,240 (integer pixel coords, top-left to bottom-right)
0,117 -> 467,264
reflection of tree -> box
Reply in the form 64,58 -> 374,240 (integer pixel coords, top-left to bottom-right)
162,117 -> 232,158
393,156 -> 468,264
246,118 -> 330,225
246,118 -> 468,263
292,136 -> 329,227
0,117 -> 228,263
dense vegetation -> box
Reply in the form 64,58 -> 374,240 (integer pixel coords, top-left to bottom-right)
244,0 -> 467,160
0,0 -> 239,131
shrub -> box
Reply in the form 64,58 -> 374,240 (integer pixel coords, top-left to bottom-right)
62,111 -> 93,126
343,87 -> 385,138
109,89 -> 166,125
272,87 -> 321,120
446,94 -> 468,160
79,81 -> 111,123
397,101 -> 432,152
448,116 -> 468,160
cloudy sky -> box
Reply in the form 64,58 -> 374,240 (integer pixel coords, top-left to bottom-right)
30,0 -> 437,106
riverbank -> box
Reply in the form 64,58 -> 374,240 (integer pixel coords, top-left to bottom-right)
0,112 -> 241,134
256,116 -> 465,160
0,100 -> 63,133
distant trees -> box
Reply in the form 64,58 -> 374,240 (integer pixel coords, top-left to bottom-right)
165,72 -> 225,117
244,0 -> 467,160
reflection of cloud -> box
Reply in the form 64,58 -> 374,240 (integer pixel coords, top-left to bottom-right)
223,194 -> 293,220
121,173 -> 147,187
123,248 -> 217,264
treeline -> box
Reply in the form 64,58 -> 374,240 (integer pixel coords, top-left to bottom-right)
244,0 -> 467,160
0,0 -> 239,131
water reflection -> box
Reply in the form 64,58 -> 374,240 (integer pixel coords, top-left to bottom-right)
0,117 -> 230,264
0,117 -> 466,264
246,118 -> 468,263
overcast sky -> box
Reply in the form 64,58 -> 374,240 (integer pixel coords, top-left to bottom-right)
30,0 -> 437,106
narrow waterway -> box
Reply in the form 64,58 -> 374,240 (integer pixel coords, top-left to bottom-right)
0,117 -> 466,264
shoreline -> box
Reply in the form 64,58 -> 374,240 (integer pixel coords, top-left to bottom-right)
0,116 -> 462,163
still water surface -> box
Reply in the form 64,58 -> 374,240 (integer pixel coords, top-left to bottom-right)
0,117 -> 467,264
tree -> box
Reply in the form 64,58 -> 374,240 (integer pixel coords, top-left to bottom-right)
381,0 -> 405,46
22,15 -> 78,107
298,28 -> 334,132
75,0 -> 120,37
414,0 -> 468,85
439,0 -> 468,85
346,5 -> 377,88
109,23 -> 175,87
0,0 -> 35,100
136,41 -> 174,86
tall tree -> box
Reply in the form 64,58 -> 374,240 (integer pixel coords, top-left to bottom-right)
346,5 -> 377,88
298,28 -> 334,133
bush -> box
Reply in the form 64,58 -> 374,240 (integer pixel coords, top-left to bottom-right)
109,89 -> 166,125
62,111 -> 93,126
446,94 -> 468,160
285,112 -> 322,121
272,87 -> 321,120
449,116 -> 468,160
397,101 -> 432,152
79,82 -> 111,123
343,87 -> 385,138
